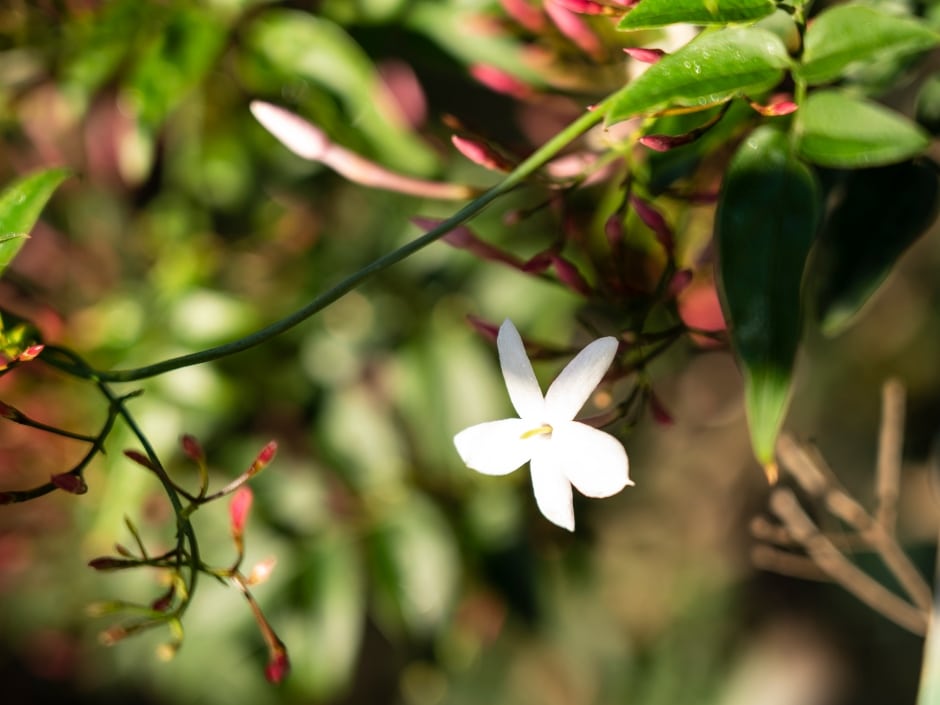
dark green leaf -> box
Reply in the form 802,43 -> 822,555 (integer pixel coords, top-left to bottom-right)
619,0 -> 776,30
606,28 -> 790,125
799,5 -> 940,85
809,160 -> 939,336
796,91 -> 930,168
717,126 -> 820,466
0,168 -> 71,278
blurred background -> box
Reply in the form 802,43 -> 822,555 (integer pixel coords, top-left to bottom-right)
0,1 -> 939,704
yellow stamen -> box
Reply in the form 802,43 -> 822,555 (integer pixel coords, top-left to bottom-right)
520,424 -> 553,439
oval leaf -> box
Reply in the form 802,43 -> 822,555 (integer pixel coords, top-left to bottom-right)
606,27 -> 790,125
800,5 -> 940,86
0,168 -> 71,278
717,126 -> 820,467
619,0 -> 776,30
808,159 -> 939,336
796,91 -> 930,168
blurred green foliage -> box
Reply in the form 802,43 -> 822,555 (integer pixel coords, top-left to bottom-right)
0,2 -> 938,705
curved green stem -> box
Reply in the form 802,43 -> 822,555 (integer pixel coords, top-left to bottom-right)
77,95 -> 614,383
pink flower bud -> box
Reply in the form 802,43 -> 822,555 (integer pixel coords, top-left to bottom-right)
180,434 -> 204,463
248,441 -> 277,477
639,133 -> 698,152
749,94 -> 798,117
451,135 -> 515,172
470,65 -> 534,99
551,0 -> 609,15
51,472 -> 87,495
230,486 -> 253,537
550,255 -> 593,296
623,47 -> 667,64
630,196 -> 674,254
543,0 -> 603,59
17,344 -> 43,362
500,0 -> 546,31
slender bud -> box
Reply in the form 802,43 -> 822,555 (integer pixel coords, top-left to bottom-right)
230,486 -> 254,539
451,135 -> 515,172
470,65 -> 534,99
247,556 -> 278,586
624,47 -> 667,64
500,0 -> 546,32
17,344 -> 44,362
543,0 -> 604,59
266,648 -> 290,685
123,449 -> 158,471
248,441 -> 277,477
180,434 -> 204,463
630,196 -> 674,254
749,94 -> 798,117
51,472 -> 87,495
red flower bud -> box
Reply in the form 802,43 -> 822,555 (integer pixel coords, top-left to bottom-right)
17,344 -> 44,362
248,441 -> 277,477
51,472 -> 87,495
180,434 -> 204,463
123,450 -> 157,471
630,196 -> 674,254
265,649 -> 290,684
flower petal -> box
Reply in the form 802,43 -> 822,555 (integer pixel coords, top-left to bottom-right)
497,319 -> 545,419
552,421 -> 631,498
544,336 -> 618,421
530,447 -> 575,531
453,418 -> 533,475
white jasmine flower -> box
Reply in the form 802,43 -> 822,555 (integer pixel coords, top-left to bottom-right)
454,319 -> 632,531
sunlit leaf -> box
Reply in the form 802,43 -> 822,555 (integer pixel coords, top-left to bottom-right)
796,91 -> 930,168
369,493 -> 459,636
808,159 -> 939,336
618,0 -> 776,30
0,168 -> 71,278
799,5 -> 940,85
606,27 -> 790,125
717,126 -> 820,467
287,534 -> 365,700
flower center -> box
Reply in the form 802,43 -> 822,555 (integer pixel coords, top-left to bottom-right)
520,423 -> 553,440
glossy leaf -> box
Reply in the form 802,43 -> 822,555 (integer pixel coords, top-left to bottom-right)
796,91 -> 931,168
800,5 -> 940,85
0,168 -> 71,278
606,27 -> 790,125
809,160 -> 939,336
717,126 -> 820,467
619,0 -> 776,30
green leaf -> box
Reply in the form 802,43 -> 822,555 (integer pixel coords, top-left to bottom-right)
286,534 -> 364,700
796,91 -> 930,168
619,0 -> 776,30
122,7 -> 227,130
799,5 -> 940,85
808,160 -> 939,336
717,126 -> 820,467
0,168 -> 71,278
606,27 -> 790,125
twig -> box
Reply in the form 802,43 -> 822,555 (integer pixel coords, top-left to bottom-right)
769,488 -> 928,636
876,378 -> 905,534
